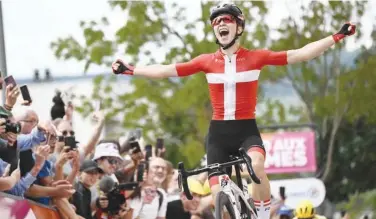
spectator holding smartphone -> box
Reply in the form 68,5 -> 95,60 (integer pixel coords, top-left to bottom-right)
50,110 -> 105,177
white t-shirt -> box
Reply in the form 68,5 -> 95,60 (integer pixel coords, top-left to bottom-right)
130,188 -> 167,219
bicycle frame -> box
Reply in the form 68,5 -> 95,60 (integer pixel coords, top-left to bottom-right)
178,148 -> 260,219
218,174 -> 257,219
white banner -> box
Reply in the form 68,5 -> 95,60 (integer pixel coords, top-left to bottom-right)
270,178 -> 326,208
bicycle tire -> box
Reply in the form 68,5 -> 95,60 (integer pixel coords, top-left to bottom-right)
239,198 -> 253,219
215,191 -> 237,219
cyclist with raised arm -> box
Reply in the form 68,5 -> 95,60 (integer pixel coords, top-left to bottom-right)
112,3 -> 356,219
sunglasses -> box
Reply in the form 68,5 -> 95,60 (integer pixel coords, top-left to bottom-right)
211,15 -> 235,26
61,130 -> 75,136
105,157 -> 119,165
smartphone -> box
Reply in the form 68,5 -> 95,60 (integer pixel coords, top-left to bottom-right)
4,75 -> 17,88
9,154 -> 20,175
130,141 -> 141,153
156,138 -> 164,149
20,85 -> 32,102
279,186 -> 286,200
64,136 -> 77,150
144,144 -> 152,161
136,163 -> 145,182
46,134 -> 52,145
0,71 -> 3,89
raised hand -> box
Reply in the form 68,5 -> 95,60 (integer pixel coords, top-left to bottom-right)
112,59 -> 134,75
333,22 -> 356,43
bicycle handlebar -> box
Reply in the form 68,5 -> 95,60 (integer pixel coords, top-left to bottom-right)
178,148 -> 261,200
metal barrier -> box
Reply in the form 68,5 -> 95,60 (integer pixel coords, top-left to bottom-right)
0,192 -> 61,219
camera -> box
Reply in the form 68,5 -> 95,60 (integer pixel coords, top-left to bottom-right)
6,121 -> 21,134
106,182 -> 138,215
99,176 -> 140,216
0,115 -> 21,134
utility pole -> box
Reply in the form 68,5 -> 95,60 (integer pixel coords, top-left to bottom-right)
0,1 -> 8,104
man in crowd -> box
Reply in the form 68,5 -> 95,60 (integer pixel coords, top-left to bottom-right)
71,159 -> 103,219
91,140 -> 124,206
166,177 -> 213,219
127,157 -> 168,219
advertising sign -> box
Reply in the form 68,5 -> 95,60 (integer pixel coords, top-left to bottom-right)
262,131 -> 317,174
270,177 -> 326,208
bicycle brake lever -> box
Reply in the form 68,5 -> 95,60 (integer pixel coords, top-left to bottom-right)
239,148 -> 261,184
178,162 -> 193,200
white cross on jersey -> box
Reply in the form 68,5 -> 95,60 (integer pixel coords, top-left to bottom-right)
205,55 -> 260,120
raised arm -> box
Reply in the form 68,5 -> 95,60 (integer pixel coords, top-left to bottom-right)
134,64 -> 178,78
262,23 -> 356,67
112,55 -> 207,78
287,22 -> 356,64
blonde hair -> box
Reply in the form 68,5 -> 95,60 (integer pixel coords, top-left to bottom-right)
161,160 -> 174,191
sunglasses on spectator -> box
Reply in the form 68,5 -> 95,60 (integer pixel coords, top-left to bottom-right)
61,130 -> 75,136
99,197 -> 108,201
211,15 -> 235,26
104,157 -> 119,165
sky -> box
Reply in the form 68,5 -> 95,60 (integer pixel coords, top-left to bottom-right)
1,0 -> 375,80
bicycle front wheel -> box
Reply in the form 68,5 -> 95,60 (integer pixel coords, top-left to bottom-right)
215,191 -> 237,219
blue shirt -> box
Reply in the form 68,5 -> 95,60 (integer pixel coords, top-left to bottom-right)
5,173 -> 37,197
0,127 -> 46,151
0,159 -> 38,197
32,160 -> 52,205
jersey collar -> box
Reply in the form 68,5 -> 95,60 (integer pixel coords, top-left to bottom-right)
216,47 -> 245,58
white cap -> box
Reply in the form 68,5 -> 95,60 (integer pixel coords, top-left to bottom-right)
92,142 -> 123,161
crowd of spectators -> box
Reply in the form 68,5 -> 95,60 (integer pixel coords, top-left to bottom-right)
0,77 -> 218,219
0,77 -> 354,219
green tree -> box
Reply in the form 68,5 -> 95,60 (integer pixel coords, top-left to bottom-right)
51,1 -> 271,168
326,31 -> 376,202
337,189 -> 376,218
264,1 -> 376,183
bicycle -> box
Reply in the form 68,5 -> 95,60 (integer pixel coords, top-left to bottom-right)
178,148 -> 261,219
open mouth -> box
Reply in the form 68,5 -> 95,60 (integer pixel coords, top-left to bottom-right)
219,28 -> 230,37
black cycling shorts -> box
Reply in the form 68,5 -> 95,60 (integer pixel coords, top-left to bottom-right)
205,119 -> 265,177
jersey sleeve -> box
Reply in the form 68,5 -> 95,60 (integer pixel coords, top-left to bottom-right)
175,54 -> 206,77
260,49 -> 288,66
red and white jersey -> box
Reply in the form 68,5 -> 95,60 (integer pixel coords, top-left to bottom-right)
175,47 -> 287,120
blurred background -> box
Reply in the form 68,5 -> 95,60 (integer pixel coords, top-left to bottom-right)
0,0 -> 375,219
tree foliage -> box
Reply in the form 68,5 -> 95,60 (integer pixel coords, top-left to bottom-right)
264,1 -> 375,184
